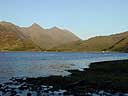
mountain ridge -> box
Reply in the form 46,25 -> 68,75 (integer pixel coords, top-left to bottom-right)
0,21 -> 41,51
49,31 -> 128,52
0,21 -> 81,51
0,21 -> 128,52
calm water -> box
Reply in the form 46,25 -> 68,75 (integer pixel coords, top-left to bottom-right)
0,52 -> 128,83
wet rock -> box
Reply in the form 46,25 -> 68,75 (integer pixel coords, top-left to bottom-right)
19,84 -> 28,90
66,80 -> 88,89
27,92 -> 32,96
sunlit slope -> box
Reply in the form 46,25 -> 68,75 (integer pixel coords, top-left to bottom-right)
50,32 -> 128,52
0,21 -> 40,51
21,24 -> 81,49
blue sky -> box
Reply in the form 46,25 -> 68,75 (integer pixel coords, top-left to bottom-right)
0,0 -> 128,39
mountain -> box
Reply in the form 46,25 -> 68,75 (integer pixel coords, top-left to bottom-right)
47,27 -> 80,44
109,34 -> 128,52
50,31 -> 128,52
0,21 -> 80,51
21,24 -> 80,49
21,23 -> 55,49
1,21 -> 128,52
0,21 -> 41,51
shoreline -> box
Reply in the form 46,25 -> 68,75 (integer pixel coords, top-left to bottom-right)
1,59 -> 128,95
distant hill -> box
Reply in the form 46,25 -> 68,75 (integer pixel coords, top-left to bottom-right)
1,21 -> 128,52
21,23 -> 80,49
50,31 -> 128,52
0,21 -> 80,51
46,27 -> 80,45
0,21 -> 41,51
21,23 -> 55,49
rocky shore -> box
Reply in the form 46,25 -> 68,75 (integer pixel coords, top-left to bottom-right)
0,59 -> 128,96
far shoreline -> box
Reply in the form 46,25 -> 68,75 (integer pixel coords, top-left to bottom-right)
0,51 -> 127,53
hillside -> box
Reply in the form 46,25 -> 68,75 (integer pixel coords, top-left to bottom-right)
0,21 -> 128,52
50,31 -> 128,52
46,27 -> 80,46
21,23 -> 55,49
21,24 -> 80,49
0,21 -> 81,51
0,21 -> 41,51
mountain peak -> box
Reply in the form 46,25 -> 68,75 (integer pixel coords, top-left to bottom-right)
0,21 -> 14,26
50,26 -> 61,30
0,21 -> 10,23
30,23 -> 43,29
31,23 -> 40,27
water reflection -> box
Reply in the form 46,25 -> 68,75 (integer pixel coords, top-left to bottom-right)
0,63 -> 16,83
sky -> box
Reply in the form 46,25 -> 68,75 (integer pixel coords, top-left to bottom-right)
0,0 -> 128,39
